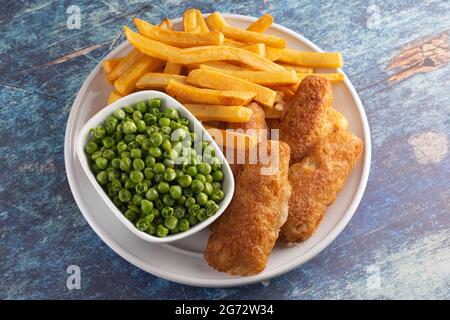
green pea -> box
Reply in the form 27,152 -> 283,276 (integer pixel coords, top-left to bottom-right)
156,225 -> 169,237
110,179 -> 122,193
124,179 -> 136,189
117,141 -> 127,152
135,218 -> 149,231
161,139 -> 172,151
91,150 -> 102,161
120,151 -> 130,159
164,216 -> 178,230
158,117 -> 171,127
163,107 -> 178,119
211,189 -> 224,202
94,126 -> 106,139
130,170 -> 144,183
211,157 -> 222,171
144,113 -> 157,125
122,121 -> 137,134
154,173 -> 164,183
212,170 -> 224,181
164,158 -> 175,168
135,182 -> 148,194
132,194 -> 143,206
130,156 -> 141,168
133,110 -> 143,122
112,131 -> 123,143
145,155 -> 156,167
105,117 -> 118,133
183,188 -> 194,197
188,215 -> 198,226
185,197 -> 196,208
113,109 -> 126,120
197,209 -> 207,221
141,199 -> 154,215
144,168 -> 154,180
96,171 -> 108,185
177,195 -> 186,205
146,223 -> 156,235
119,189 -> 132,203
154,163 -> 165,173
164,168 -> 177,181
136,120 -> 146,132
161,207 -> 174,218
151,208 -> 160,217
124,134 -> 136,143
124,209 -> 137,221
157,181 -> 170,194
120,157 -> 132,171
195,174 -> 206,183
120,172 -> 128,183
205,174 -> 213,183
85,141 -> 98,154
186,166 -> 197,177
170,185 -> 182,199
103,149 -> 115,160
177,219 -> 189,232
174,206 -> 186,219
212,182 -> 222,190
95,157 -> 108,170
188,204 -> 200,216
149,146 -> 162,158
163,195 -> 175,207
146,188 -> 159,201
113,195 -> 123,207
136,101 -> 147,113
203,182 -> 213,196
196,192 -> 208,206
178,174 -> 192,188
149,132 -> 163,147
206,203 -> 219,216
160,126 -> 172,135
150,98 -> 161,108
197,163 -> 211,175
130,148 -> 142,159
123,105 -> 134,114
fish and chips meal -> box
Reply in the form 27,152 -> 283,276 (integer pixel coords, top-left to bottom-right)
95,9 -> 363,276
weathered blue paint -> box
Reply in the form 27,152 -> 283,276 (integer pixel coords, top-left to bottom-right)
0,0 -> 449,300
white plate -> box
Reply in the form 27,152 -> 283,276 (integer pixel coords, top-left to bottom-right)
64,14 -> 371,287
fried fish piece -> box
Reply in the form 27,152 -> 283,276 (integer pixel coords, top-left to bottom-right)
280,130 -> 363,243
279,76 -> 333,163
205,141 -> 291,276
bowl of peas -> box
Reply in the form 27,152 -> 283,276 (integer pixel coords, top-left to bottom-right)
76,91 -> 235,243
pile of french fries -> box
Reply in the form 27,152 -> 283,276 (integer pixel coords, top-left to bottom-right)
102,9 -> 344,148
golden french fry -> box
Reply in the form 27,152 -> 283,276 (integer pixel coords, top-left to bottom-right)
278,49 -> 343,68
265,46 -> 282,61
195,9 -> 209,32
276,62 -> 314,73
243,43 -> 265,57
223,38 -> 247,47
247,13 -> 273,32
298,72 -> 344,83
207,12 -> 285,48
190,61 -> 247,71
188,69 -> 276,107
136,73 -> 187,89
204,125 -> 258,151
199,65 -> 299,86
183,9 -> 198,32
102,58 -> 123,74
106,49 -> 142,82
159,18 -> 173,30
205,11 -> 229,31
134,18 -> 223,48
114,56 -> 164,95
169,46 -> 284,71
263,106 -> 282,119
184,104 -> 253,122
164,62 -> 183,74
166,79 -> 255,105
108,90 -> 123,104
124,26 -> 180,61
274,87 -> 295,100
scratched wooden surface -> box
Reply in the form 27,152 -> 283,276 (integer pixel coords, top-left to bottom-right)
0,0 -> 449,300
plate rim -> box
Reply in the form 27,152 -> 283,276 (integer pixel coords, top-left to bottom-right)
64,13 -> 371,287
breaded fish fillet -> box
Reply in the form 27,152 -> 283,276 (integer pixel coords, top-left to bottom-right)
279,76 -> 333,163
205,141 -> 291,276
227,102 -> 268,178
280,130 -> 363,243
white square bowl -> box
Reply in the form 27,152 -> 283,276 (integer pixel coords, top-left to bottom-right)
75,90 -> 235,243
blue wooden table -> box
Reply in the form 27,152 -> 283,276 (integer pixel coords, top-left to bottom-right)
1,0 -> 449,300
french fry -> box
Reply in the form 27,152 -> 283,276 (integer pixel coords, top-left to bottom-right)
276,62 -> 314,73
108,90 -> 123,104
190,61 -> 247,71
124,26 -> 181,61
184,104 -> 253,122
205,11 -> 229,31
274,87 -> 295,100
195,9 -> 209,32
114,55 -> 164,95
102,58 -> 123,74
159,18 -> 173,30
277,49 -> 343,68
106,49 -> 142,82
188,69 -> 276,107
199,65 -> 299,86
183,9 -> 198,32
164,62 -> 183,74
223,38 -> 247,47
206,12 -> 285,48
204,125 -> 258,151
263,106 -> 282,119
169,46 -> 285,71
136,73 -> 187,89
247,13 -> 273,32
243,43 -> 266,57
166,79 -> 255,105
134,18 -> 223,48
265,47 -> 282,61
297,72 -> 344,83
